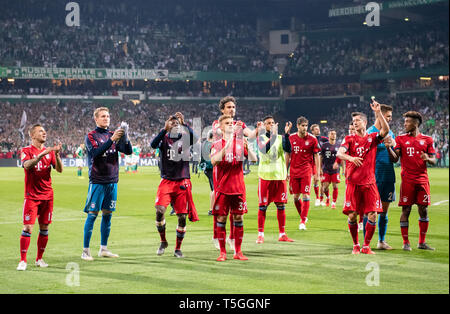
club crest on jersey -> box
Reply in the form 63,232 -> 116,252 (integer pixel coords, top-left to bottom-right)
403,197 -> 408,202
46,154 -> 50,160
305,141 -> 309,146
368,137 -> 372,143
420,140 -> 425,145
25,215 -> 30,221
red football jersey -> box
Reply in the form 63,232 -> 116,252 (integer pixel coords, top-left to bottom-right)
21,145 -> 56,200
288,133 -> 320,178
394,133 -> 435,184
211,138 -> 248,195
341,132 -> 382,186
212,119 -> 247,141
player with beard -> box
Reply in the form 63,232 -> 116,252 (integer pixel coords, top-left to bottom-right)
336,101 -> 389,254
285,117 -> 321,231
151,113 -> 199,258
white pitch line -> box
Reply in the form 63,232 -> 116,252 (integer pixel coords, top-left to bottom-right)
432,200 -> 449,206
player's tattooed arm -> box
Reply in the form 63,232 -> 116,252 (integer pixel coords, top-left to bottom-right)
336,146 -> 363,167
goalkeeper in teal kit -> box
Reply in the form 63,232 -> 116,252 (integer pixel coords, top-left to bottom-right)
366,103 -> 396,250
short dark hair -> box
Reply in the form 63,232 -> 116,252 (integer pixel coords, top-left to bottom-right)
328,129 -> 336,134
263,115 -> 274,122
297,116 -> 308,125
380,104 -> 393,113
310,124 -> 319,131
28,123 -> 43,137
403,111 -> 423,126
219,96 -> 236,111
352,112 -> 367,122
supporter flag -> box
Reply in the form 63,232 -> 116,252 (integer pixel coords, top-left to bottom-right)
18,110 -> 27,142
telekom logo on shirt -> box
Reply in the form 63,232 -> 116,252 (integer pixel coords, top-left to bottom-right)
356,147 -> 365,157
293,146 -> 300,153
406,147 -> 415,157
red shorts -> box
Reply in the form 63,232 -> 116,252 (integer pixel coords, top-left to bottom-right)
343,183 -> 382,216
155,179 -> 190,215
258,178 -> 287,206
213,192 -> 247,216
321,172 -> 341,184
22,198 -> 53,225
399,180 -> 431,206
289,176 -> 311,195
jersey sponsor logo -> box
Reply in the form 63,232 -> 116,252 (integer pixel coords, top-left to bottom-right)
356,147 -> 365,157
406,147 -> 415,157
293,146 -> 300,153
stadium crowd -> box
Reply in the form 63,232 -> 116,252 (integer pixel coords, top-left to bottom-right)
0,1 -> 274,73
319,91 -> 449,166
0,100 -> 280,159
285,27 -> 448,77
1,91 -> 448,166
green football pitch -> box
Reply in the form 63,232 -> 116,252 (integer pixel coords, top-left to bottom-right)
0,166 -> 448,294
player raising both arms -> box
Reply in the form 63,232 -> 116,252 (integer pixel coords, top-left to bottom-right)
211,115 -> 257,261
285,117 -> 321,231
210,96 -> 261,251
18,124 -> 63,271
319,129 -> 340,209
367,103 -> 396,250
81,107 -> 132,261
151,112 -> 199,258
336,101 -> 389,254
256,116 -> 293,244
386,111 -> 436,251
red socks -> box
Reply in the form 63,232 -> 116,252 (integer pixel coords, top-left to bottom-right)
36,231 -> 49,261
175,228 -> 185,250
332,188 -> 338,203
314,185 -> 319,199
419,218 -> 429,244
294,199 -> 302,216
20,231 -> 31,262
233,221 -> 244,253
400,221 -> 409,244
364,220 -> 376,247
257,207 -> 267,233
216,222 -> 227,254
277,208 -> 286,234
348,220 -> 359,245
20,230 -> 49,262
300,199 -> 310,224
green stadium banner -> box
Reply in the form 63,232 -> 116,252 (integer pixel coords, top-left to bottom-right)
329,0 -> 447,17
0,66 -> 279,82
1,67 -> 169,80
